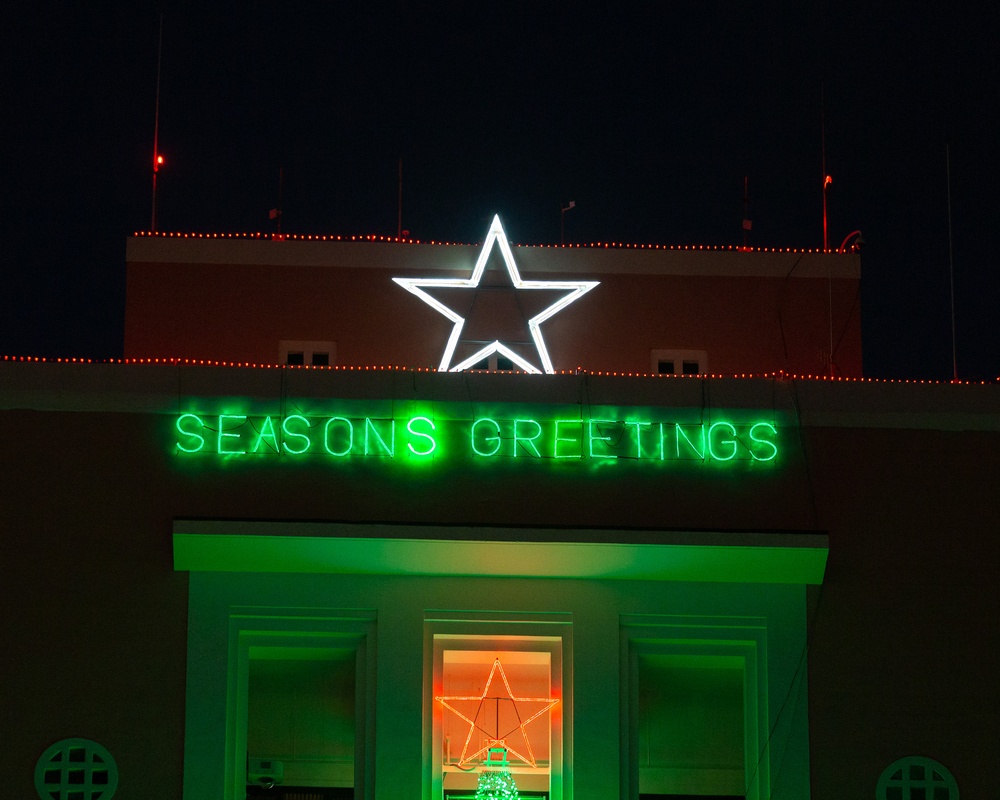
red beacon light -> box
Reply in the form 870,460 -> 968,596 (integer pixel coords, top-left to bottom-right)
154,154 -> 165,172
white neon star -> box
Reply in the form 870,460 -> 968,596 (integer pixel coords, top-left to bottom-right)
393,215 -> 599,373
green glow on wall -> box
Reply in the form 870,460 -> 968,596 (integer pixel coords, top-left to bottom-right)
514,418 -> 542,457
748,422 -> 778,462
675,423 -> 706,460
708,422 -> 738,461
176,413 -> 206,453
363,417 -> 395,456
588,420 -> 616,459
406,416 -> 437,456
251,416 -> 279,454
323,417 -> 352,456
553,420 -> 583,459
218,414 -> 247,454
471,418 -> 502,457
172,412 -> 781,466
281,414 -> 311,455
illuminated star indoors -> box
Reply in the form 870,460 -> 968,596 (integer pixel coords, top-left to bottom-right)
436,657 -> 559,769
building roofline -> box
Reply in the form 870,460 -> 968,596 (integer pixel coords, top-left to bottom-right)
2,361 -> 997,431
126,235 -> 861,279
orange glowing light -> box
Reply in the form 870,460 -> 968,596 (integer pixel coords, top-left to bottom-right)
436,657 -> 558,768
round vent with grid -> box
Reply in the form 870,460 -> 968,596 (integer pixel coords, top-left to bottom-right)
877,755 -> 958,800
34,738 -> 118,800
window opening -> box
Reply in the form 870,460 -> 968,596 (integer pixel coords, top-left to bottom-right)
650,349 -> 708,376
466,353 -> 517,371
638,656 -> 745,798
246,649 -> 356,796
279,341 -> 336,367
438,650 -> 555,799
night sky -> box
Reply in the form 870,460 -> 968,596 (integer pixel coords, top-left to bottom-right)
4,3 -> 999,380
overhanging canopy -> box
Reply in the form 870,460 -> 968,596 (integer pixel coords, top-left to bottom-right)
173,521 -> 827,584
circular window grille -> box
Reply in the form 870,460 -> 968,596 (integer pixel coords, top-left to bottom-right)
877,755 -> 958,800
34,738 -> 119,800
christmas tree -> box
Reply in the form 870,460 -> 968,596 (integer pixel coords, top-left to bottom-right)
474,745 -> 520,800
474,766 -> 520,800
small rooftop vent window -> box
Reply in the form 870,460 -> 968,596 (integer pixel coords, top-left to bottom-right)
467,353 -> 516,371
279,341 -> 336,367
651,349 -> 708,376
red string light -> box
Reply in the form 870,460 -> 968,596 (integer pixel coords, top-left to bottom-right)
2,354 -> 995,384
129,229 -> 845,253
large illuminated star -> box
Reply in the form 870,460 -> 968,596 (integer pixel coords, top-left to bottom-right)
436,657 -> 559,768
393,215 -> 599,373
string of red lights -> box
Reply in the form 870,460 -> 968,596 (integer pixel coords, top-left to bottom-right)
130,230 -> 855,255
1,355 -> 991,384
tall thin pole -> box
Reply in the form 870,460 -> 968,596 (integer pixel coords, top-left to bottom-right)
397,157 -> 403,238
151,13 -> 163,232
947,144 -> 957,380
560,201 -> 575,245
276,166 -> 284,235
742,175 -> 750,248
821,85 -> 834,376
821,84 -> 829,251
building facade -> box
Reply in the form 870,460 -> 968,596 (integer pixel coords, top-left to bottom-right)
3,223 -> 994,800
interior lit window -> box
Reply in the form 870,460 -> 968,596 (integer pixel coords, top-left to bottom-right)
430,630 -> 565,800
439,651 -> 554,799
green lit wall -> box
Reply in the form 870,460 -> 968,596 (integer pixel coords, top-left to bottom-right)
3,366 -> 999,800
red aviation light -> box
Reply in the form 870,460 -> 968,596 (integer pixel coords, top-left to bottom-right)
154,154 -> 165,172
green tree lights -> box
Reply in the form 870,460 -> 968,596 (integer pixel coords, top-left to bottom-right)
475,767 -> 520,800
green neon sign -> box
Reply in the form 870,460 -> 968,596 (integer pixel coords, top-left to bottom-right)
174,413 -> 779,463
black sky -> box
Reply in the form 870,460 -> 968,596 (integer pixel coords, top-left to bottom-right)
3,3 -> 999,380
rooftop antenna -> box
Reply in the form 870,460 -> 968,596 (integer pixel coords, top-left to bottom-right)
397,157 -> 403,238
560,200 -> 575,245
151,12 -> 164,232
821,84 -> 832,251
821,84 -> 836,377
741,175 -> 752,248
946,144 -> 957,380
269,167 -> 283,234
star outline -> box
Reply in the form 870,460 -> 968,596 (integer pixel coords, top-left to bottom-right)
436,657 -> 559,768
393,215 -> 599,373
